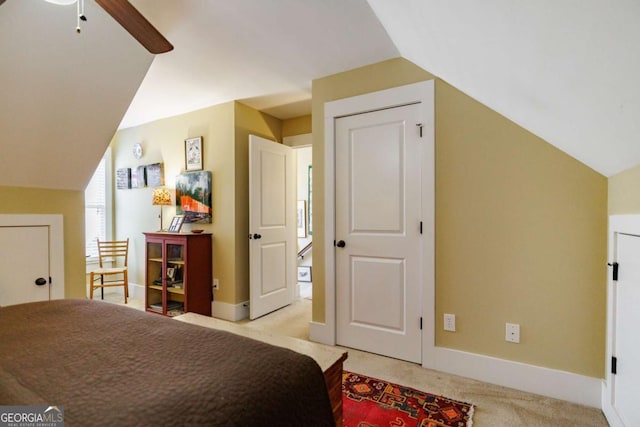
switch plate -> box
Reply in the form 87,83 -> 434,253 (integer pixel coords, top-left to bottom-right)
444,313 -> 456,332
213,278 -> 219,290
506,323 -> 520,343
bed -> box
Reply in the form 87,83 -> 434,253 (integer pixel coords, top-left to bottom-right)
0,299 -> 336,426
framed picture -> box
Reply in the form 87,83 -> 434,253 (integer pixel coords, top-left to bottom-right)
176,171 -> 212,223
131,165 -> 147,188
116,168 -> 131,189
146,163 -> 164,187
297,266 -> 312,282
167,216 -> 185,233
297,200 -> 307,237
185,136 -> 203,171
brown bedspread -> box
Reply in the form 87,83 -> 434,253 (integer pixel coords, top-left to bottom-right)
0,299 -> 334,426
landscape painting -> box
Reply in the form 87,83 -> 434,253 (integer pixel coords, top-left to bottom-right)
175,171 -> 212,223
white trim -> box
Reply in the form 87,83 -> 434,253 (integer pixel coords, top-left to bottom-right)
309,321 -> 333,345
0,214 -> 64,300
601,214 -> 640,427
213,300 -> 249,321
130,282 -> 144,300
321,80 -> 435,354
434,347 -> 601,408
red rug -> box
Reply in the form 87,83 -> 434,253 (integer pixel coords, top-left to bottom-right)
342,371 -> 474,427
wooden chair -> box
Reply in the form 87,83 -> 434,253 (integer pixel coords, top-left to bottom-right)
89,238 -> 130,304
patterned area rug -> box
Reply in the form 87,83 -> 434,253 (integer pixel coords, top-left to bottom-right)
342,371 -> 474,427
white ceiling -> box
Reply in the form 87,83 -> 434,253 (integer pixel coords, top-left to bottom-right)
367,0 -> 640,177
1,0 -> 639,192
121,0 -> 399,128
0,0 -> 153,190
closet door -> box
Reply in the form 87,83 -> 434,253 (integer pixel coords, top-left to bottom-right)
0,226 -> 51,306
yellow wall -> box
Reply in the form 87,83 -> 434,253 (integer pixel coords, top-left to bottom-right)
608,164 -> 640,213
0,186 -> 86,298
312,58 -> 608,378
111,102 -> 237,304
111,101 -> 282,308
283,115 -> 311,137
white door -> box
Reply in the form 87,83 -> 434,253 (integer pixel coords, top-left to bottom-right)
606,231 -> 640,426
249,135 -> 296,319
0,226 -> 50,306
335,103 -> 423,363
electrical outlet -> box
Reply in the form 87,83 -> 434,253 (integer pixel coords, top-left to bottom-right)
444,313 -> 456,332
213,278 -> 219,290
506,323 -> 520,343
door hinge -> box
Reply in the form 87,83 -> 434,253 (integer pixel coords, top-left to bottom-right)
608,262 -> 618,281
611,356 -> 617,375
416,123 -> 423,138
420,221 -> 423,234
420,317 -> 423,330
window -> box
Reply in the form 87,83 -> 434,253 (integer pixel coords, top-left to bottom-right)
85,149 -> 112,259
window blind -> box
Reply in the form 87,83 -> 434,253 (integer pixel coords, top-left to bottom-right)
85,157 -> 106,258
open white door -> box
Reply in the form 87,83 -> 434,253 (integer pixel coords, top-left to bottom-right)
249,135 -> 296,319
603,215 -> 640,427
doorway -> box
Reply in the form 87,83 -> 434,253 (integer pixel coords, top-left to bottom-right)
317,80 -> 435,365
335,103 -> 423,363
295,145 -> 313,300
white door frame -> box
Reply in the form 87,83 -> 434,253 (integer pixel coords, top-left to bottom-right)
602,214 -> 640,427
313,80 -> 435,366
0,214 -> 65,301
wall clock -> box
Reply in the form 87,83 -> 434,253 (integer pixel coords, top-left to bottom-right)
133,143 -> 143,159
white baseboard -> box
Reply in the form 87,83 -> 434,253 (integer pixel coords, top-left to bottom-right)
601,382 -> 624,427
309,321 -> 334,345
212,300 -> 249,321
307,321 -> 601,408
129,283 -> 144,300
431,347 -> 602,408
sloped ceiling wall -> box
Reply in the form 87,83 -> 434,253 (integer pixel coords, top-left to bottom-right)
367,0 -> 640,177
0,0 -> 153,190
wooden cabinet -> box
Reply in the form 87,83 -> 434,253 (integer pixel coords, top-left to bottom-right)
143,232 -> 212,316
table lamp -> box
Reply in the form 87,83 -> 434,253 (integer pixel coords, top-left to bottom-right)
152,188 -> 173,231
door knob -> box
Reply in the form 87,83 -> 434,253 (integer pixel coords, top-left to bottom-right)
35,277 -> 47,286
253,234 -> 262,239
336,240 -> 346,248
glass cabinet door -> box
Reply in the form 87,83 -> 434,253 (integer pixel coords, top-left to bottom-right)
165,241 -> 186,316
146,240 -> 163,313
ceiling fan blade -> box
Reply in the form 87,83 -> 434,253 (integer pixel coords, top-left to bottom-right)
95,0 -> 173,54
0,1 -> 6,6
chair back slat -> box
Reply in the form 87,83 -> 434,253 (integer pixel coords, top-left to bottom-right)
97,238 -> 129,268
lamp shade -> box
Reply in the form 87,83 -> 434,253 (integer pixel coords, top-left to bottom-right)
152,188 -> 172,206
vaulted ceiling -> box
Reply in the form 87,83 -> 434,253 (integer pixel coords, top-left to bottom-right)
366,0 -> 640,177
1,0 -> 638,192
